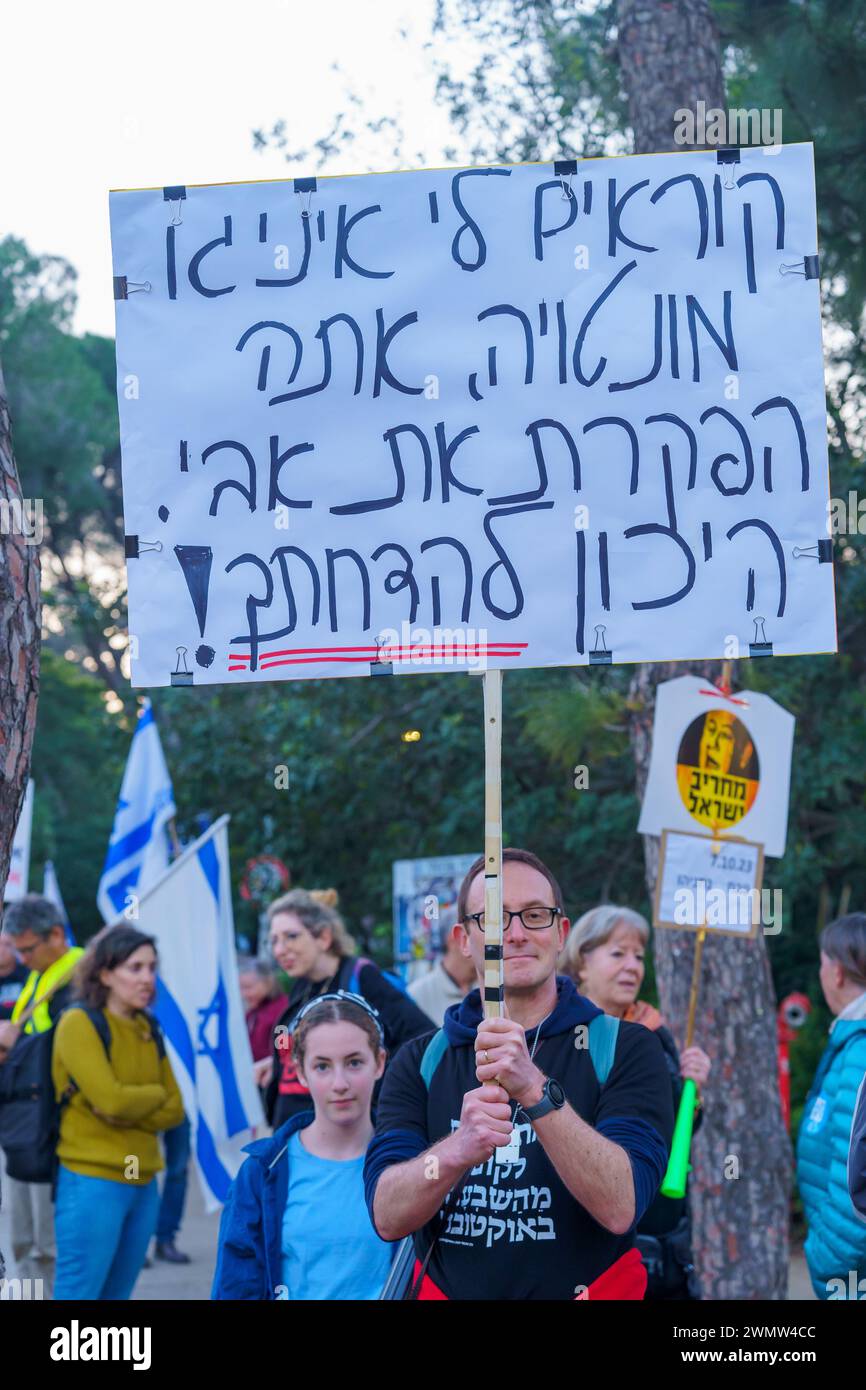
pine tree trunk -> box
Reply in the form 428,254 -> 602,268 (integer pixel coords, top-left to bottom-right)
0,360 -> 41,901
617,0 -> 725,151
617,0 -> 792,1299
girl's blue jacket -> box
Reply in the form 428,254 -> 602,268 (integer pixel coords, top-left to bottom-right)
212,1110 -> 314,1300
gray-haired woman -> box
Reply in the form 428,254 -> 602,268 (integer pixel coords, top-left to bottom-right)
239,958 -> 289,1068
560,904 -> 710,1300
261,888 -> 434,1130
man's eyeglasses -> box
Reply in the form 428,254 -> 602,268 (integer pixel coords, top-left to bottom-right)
463,907 -> 563,932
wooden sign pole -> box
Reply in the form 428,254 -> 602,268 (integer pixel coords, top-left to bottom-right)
482,670 -> 505,1020
684,925 -> 706,1050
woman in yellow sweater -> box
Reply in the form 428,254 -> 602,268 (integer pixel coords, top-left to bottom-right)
52,925 -> 184,1300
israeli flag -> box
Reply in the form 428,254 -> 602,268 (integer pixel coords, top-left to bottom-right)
97,699 -> 176,922
43,860 -> 75,945
130,815 -> 264,1209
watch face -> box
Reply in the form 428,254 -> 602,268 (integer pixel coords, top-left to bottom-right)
548,1079 -> 565,1108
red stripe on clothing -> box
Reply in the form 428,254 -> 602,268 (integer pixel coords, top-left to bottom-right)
411,1261 -> 449,1300
411,1246 -> 647,1301
577,1247 -> 647,1300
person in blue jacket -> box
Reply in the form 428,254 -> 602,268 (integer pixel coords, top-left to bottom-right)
796,913 -> 866,1299
850,1072 -> 866,1224
212,992 -> 393,1300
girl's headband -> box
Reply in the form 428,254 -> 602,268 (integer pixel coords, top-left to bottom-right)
290,989 -> 385,1046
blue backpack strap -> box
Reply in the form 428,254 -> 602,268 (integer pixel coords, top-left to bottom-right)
349,956 -> 408,997
349,957 -> 369,995
587,1013 -> 619,1087
419,1019 -> 617,1092
420,1029 -> 449,1089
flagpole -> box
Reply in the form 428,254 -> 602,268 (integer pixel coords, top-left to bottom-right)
482,670 -> 505,1020
168,818 -> 182,860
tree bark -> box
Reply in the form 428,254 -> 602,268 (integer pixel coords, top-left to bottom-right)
0,359 -> 41,901
617,0 -> 726,152
617,0 -> 792,1299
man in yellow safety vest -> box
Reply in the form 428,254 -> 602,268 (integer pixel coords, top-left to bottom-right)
0,894 -> 83,1295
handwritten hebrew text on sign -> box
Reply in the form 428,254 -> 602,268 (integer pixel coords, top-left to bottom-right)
109,145 -> 835,686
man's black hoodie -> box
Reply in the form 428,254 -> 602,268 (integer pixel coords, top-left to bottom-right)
442,973 -> 600,1046
365,976 -> 674,1300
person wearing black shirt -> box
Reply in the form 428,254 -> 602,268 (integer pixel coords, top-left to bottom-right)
364,849 -> 674,1300
259,888 -> 434,1130
0,934 -> 28,1022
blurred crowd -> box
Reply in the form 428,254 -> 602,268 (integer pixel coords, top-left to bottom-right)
1,863 -> 865,1301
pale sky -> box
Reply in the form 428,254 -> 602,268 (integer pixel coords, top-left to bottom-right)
1,0 -> 477,337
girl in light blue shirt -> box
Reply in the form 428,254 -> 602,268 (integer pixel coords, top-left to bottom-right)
213,991 -> 394,1300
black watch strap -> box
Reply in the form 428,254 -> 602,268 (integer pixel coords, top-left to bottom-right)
522,1077 -> 565,1121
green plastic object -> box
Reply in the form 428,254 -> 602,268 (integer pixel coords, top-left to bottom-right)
660,1077 -> 697,1199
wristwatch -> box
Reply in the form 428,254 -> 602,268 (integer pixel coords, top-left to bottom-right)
521,1077 -> 565,1121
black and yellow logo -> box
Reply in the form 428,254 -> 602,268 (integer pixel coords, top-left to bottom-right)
676,709 -> 759,832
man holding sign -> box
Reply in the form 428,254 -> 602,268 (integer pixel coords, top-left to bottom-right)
364,850 -> 674,1299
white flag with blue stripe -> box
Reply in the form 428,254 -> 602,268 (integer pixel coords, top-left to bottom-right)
43,860 -> 75,945
97,698 -> 176,922
128,815 -> 264,1210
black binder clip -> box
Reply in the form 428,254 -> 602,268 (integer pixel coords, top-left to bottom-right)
588,624 -> 612,666
369,636 -> 394,677
171,646 -> 194,687
163,186 -> 186,226
716,148 -> 741,190
779,255 -> 820,279
553,159 -> 578,201
293,177 -> 317,220
124,536 -> 163,560
749,616 -> 773,658
793,540 -> 833,563
113,277 -> 152,300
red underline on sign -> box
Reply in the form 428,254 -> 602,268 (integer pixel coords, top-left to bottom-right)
226,642 -> 529,671
231,646 -> 389,659
260,656 -> 380,667
228,643 -> 528,662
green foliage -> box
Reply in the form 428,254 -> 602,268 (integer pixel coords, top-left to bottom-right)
432,0 -> 625,163
27,649 -> 129,939
152,665 -> 646,951
715,0 -> 866,329
0,236 -> 126,692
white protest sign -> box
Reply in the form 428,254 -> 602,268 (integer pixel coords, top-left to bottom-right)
109,144 -> 835,688
4,780 -> 34,902
637,674 -> 794,856
654,829 -> 764,935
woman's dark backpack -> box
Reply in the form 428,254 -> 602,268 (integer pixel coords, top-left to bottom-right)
0,1004 -> 165,1184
